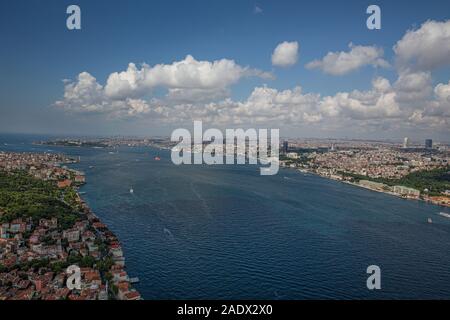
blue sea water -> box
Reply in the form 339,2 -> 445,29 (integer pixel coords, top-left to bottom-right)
1,134 -> 450,299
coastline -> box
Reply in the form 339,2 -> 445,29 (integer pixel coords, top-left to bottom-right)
0,151 -> 141,300
73,184 -> 142,300
293,167 -> 450,208
62,157 -> 143,300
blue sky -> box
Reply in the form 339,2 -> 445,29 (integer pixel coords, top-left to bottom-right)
1,0 -> 450,140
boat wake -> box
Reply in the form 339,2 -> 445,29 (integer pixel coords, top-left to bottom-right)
163,227 -> 174,239
438,212 -> 450,219
190,182 -> 211,216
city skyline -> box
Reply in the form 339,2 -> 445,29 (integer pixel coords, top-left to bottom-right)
1,0 -> 450,303
1,0 -> 450,141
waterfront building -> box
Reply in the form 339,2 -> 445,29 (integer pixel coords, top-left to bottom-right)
286,152 -> 299,159
74,175 -> 86,183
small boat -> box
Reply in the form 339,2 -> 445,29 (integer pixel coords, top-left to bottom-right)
129,277 -> 140,284
129,187 -> 134,194
428,218 -> 433,224
438,212 -> 450,219
154,156 -> 161,161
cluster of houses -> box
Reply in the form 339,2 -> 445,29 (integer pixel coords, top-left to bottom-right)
0,151 -> 141,300
0,151 -> 85,188
357,180 -> 421,199
0,267 -> 107,300
279,147 -> 449,207
0,201 -> 141,301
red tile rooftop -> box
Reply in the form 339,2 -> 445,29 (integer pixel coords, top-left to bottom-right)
124,291 -> 141,300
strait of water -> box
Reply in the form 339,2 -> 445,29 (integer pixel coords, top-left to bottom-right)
1,134 -> 450,299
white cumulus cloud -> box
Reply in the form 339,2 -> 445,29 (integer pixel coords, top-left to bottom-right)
271,41 -> 299,67
55,55 -> 272,117
54,24 -> 450,135
306,43 -> 389,75
394,20 -> 450,71
104,55 -> 270,99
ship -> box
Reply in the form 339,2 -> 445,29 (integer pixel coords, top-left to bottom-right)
438,212 -> 450,219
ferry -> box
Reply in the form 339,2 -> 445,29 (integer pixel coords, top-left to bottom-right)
438,212 -> 450,219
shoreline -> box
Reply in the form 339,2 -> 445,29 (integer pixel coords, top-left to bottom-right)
65,160 -> 142,300
293,167 -> 450,209
0,151 -> 141,300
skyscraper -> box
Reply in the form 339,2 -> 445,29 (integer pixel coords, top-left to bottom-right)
403,137 -> 409,148
282,141 -> 289,154
425,139 -> 433,149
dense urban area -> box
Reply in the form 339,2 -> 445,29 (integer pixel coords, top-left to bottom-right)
1,136 -> 449,299
279,138 -> 450,207
0,152 -> 141,300
40,136 -> 450,207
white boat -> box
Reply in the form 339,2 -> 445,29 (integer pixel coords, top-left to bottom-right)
428,218 -> 433,224
129,277 -> 140,284
438,212 -> 450,219
130,187 -> 134,194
